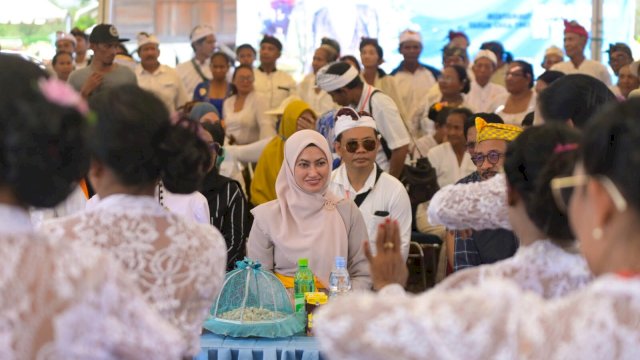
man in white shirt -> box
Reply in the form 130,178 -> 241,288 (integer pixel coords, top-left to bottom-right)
254,35 -> 297,110
135,33 -> 188,113
390,30 -> 441,121
329,109 -> 411,260
176,25 -> 216,97
317,62 -> 410,179
551,20 -> 611,86
466,50 -> 506,113
427,108 -> 476,187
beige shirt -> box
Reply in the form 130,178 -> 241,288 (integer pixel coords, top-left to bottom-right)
254,68 -> 297,109
136,64 -> 188,113
176,57 -> 212,97
297,73 -> 337,115
551,59 -> 612,86
247,199 -> 372,290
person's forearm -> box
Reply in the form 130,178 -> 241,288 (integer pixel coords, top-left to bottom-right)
388,145 -> 409,178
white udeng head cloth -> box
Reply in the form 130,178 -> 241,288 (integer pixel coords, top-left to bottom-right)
399,29 -> 422,44
334,111 -> 377,139
316,63 -> 359,92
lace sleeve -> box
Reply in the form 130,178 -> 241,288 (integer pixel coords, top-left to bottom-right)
314,277 -> 640,360
427,173 -> 511,230
48,246 -> 185,359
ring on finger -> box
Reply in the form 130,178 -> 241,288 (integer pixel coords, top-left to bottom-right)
383,242 -> 394,250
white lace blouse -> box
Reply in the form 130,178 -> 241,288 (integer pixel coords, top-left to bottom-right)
0,204 -> 183,359
44,194 -> 227,356
428,172 -> 511,230
438,240 -> 592,299
315,275 -> 640,359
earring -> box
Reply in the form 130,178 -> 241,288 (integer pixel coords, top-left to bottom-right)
592,227 -> 603,240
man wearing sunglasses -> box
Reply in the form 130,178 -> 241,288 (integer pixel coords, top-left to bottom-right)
316,62 -> 410,179
329,108 -> 412,261
452,117 -> 522,271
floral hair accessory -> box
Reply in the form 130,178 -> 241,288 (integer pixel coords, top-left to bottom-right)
38,78 -> 89,116
553,143 -> 579,154
434,101 -> 449,112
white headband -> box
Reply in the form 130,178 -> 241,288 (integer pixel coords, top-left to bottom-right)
334,112 -> 377,139
316,64 -> 359,92
399,30 -> 422,44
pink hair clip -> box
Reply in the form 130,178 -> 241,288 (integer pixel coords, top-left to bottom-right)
553,143 -> 579,154
38,78 -> 89,116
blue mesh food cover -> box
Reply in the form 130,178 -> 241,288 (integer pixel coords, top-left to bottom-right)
204,258 -> 305,337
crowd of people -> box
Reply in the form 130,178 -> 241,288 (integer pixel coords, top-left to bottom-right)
1,15 -> 639,358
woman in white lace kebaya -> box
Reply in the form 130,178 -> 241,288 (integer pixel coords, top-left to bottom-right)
428,124 -> 592,298
0,55 -> 183,359
314,100 -> 640,359
44,85 -> 227,357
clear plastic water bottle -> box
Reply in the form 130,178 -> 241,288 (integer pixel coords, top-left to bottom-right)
294,258 -> 315,312
329,256 -> 351,298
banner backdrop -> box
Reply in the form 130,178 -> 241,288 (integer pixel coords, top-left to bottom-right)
236,0 -> 635,79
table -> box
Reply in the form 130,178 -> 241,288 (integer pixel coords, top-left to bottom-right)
195,331 -> 325,360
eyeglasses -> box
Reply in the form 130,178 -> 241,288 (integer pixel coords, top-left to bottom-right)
235,76 -> 254,82
471,150 -> 503,166
551,174 -> 628,214
344,139 -> 377,153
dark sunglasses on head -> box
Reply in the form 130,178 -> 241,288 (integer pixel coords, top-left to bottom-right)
471,150 -> 504,166
345,139 -> 376,153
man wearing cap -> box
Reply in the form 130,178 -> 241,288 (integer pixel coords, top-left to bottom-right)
542,46 -> 564,71
467,50 -> 507,113
606,42 -> 634,77
451,116 -> 521,271
551,20 -> 611,86
390,30 -> 441,121
135,32 -> 188,113
317,62 -> 410,179
176,25 -> 216,96
68,24 -> 137,99
71,27 -> 90,69
254,35 -> 297,110
329,109 -> 412,261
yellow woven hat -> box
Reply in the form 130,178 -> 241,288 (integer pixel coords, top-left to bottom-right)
476,117 -> 523,142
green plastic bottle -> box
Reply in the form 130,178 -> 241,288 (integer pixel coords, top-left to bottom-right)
293,258 -> 316,313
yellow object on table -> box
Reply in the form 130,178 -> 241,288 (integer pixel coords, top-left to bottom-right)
275,272 -> 325,290
304,292 -> 328,336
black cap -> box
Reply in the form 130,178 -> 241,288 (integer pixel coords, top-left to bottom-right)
260,35 -> 282,52
89,24 -> 129,43
606,43 -> 633,58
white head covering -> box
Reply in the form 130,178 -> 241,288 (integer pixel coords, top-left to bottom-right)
334,109 -> 377,139
136,32 -> 159,49
55,32 -> 77,46
399,29 -> 422,44
316,63 -> 359,92
251,130 -> 347,288
474,49 -> 497,66
190,25 -> 214,43
544,45 -> 564,59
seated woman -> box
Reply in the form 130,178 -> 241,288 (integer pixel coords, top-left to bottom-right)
222,64 -> 276,145
493,60 -> 537,125
190,101 -> 222,124
200,121 -> 251,271
250,99 -> 317,206
414,64 -> 474,136
248,130 -> 371,290
44,85 -> 227,358
0,54 -> 182,358
315,99 -> 640,359
193,51 -> 233,116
